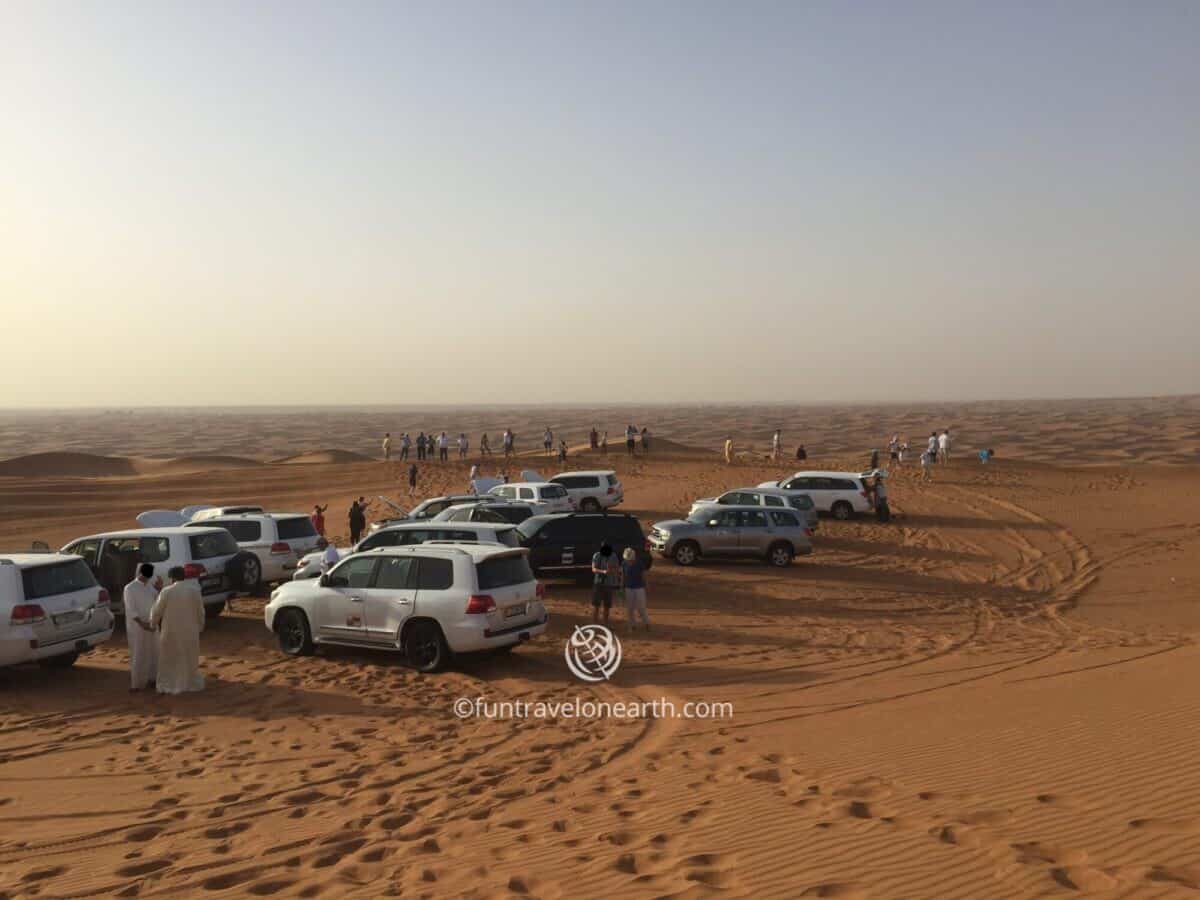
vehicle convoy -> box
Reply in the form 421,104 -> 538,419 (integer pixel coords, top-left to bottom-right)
689,487 -> 819,528
0,553 -> 114,668
515,512 -> 652,578
292,522 -> 519,579
184,513 -> 322,587
756,471 -> 872,520
61,527 -> 252,617
549,470 -> 624,511
648,505 -> 814,567
265,544 -> 548,672
487,482 -> 573,514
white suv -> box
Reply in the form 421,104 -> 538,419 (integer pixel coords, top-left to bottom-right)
265,544 -> 548,671
487,482 -> 573,513
757,471 -> 872,520
292,522 -> 520,580
62,527 -> 248,618
550,471 -> 623,512
1,553 -> 115,668
184,513 -> 322,587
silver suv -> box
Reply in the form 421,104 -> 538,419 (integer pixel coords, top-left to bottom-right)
689,487 -> 818,529
649,506 -> 813,568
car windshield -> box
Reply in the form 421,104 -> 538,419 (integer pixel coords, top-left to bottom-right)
516,518 -> 545,540
686,509 -> 714,524
22,559 -> 97,599
189,530 -> 239,559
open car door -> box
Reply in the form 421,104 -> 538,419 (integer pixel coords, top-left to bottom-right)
471,477 -> 503,496
520,469 -> 545,484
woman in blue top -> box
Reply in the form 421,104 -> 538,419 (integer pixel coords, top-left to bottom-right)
621,548 -> 650,633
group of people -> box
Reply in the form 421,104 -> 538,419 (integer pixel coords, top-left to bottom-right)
722,431 -> 806,464
382,432 -> 478,462
123,564 -> 206,695
590,543 -> 650,633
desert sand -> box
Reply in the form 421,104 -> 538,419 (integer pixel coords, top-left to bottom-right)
0,398 -> 1198,898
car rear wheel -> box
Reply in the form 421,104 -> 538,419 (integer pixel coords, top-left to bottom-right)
231,553 -> 262,593
672,541 -> 700,566
38,652 -> 79,668
767,542 -> 794,567
580,497 -> 601,512
831,501 -> 853,521
275,608 -> 314,656
405,621 -> 449,673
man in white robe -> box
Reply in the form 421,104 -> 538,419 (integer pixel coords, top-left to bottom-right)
150,567 -> 206,695
123,563 -> 160,691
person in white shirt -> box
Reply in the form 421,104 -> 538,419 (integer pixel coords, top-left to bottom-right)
150,567 -> 205,695
938,430 -> 951,463
438,432 -> 449,462
123,564 -> 161,691
321,543 -> 340,572
458,433 -> 468,459
382,433 -> 392,461
468,463 -> 480,493
772,430 -> 782,461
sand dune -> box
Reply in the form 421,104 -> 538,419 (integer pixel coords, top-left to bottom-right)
0,451 -> 140,478
0,402 -> 1198,898
275,449 -> 376,465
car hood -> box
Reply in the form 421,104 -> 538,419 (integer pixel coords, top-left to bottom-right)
652,519 -> 693,532
300,546 -> 352,564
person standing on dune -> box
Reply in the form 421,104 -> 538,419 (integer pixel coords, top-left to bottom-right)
382,432 -> 392,461
400,432 -> 411,461
601,431 -> 608,455
458,432 -> 468,459
772,429 -> 782,462
349,498 -> 366,543
938,429 -> 951,463
150,567 -> 205,695
123,563 -> 160,692
480,433 -> 492,456
408,462 -> 418,495
438,431 -> 449,462
310,504 -> 328,537
416,432 -> 426,461
724,435 -> 734,465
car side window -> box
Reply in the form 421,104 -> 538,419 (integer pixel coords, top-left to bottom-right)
139,537 -> 171,562
763,494 -> 784,507
717,510 -> 741,527
359,531 -> 396,551
415,558 -> 454,590
741,510 -> 769,528
788,495 -> 814,510
770,510 -> 799,527
785,477 -> 811,490
519,487 -> 535,500
331,556 -> 378,588
449,530 -> 477,542
66,539 -> 101,567
810,478 -> 835,490
374,557 -> 416,590
403,531 -> 432,544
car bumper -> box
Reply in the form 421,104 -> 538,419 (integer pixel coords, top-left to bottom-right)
0,624 -> 114,667
445,612 -> 549,653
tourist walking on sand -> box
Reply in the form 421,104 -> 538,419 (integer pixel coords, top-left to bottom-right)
124,563 -> 160,691
458,432 -> 468,459
480,433 -> 492,456
938,429 -> 951,463
874,474 -> 891,522
558,439 -> 568,464
400,432 -> 411,461
625,425 -> 637,456
502,429 -> 514,458
468,463 -> 479,492
310,504 -> 328,537
590,427 -> 599,450
724,435 -> 734,464
150,567 -> 205,695
590,544 -> 620,625
641,427 -> 651,454
382,432 -> 392,461
888,434 -> 900,465
408,463 -> 418,495
869,448 -> 880,472
321,542 -> 340,572
927,432 -> 938,462
920,447 -> 934,481
621,548 -> 650,633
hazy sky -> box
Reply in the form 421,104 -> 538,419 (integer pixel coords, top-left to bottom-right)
3,1 -> 1198,407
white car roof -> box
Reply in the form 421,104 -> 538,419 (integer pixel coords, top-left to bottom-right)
0,552 -> 80,568
381,516 -> 513,530
185,512 -> 309,522
491,481 -> 555,489
553,470 -> 617,478
69,526 -> 225,541
788,471 -> 864,480
359,544 -> 528,562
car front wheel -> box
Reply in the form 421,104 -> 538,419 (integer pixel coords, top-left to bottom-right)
405,620 -> 449,673
831,501 -> 853,521
672,541 -> 700,566
767,542 -> 794,567
274,608 -> 314,656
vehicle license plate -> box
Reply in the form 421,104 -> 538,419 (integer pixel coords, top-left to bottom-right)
504,604 -> 526,619
54,610 -> 84,626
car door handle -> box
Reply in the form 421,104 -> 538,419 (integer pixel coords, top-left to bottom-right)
397,599 -> 411,605
348,596 -> 363,603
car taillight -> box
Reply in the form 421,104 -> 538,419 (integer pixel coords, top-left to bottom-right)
465,594 -> 496,614
860,490 -> 869,498
805,528 -> 814,537
10,604 -> 46,625
270,542 -> 290,554
607,486 -> 615,494
183,563 -> 207,579
535,583 -> 545,600
96,588 -> 110,609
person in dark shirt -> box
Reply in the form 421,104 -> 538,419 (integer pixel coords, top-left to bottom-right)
621,547 -> 649,633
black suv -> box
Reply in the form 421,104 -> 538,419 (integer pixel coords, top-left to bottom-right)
516,513 -> 651,578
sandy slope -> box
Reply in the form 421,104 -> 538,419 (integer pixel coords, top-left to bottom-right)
0,413 -> 1198,898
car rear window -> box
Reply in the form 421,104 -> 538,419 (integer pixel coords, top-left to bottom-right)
21,559 -> 98,600
788,495 -> 814,510
276,517 -> 317,540
542,485 -> 568,498
605,475 -> 619,486
476,554 -> 534,590
492,506 -> 534,524
189,531 -> 239,559
833,479 -> 860,490
415,557 -> 454,590
212,520 -> 262,542
770,510 -> 800,527
495,528 -> 520,548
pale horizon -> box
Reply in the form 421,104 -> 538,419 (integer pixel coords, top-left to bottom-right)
3,2 -> 1198,407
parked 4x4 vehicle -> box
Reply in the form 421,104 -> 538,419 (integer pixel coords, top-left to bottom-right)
549,471 -> 623,512
62,527 -> 251,618
516,512 -> 651,578
649,506 -> 813,567
368,494 -> 490,532
757,471 -> 872,520
690,487 -> 818,528
265,544 -> 548,672
184,513 -> 322,587
488,482 -> 573,514
293,522 -> 520,580
1,554 -> 114,668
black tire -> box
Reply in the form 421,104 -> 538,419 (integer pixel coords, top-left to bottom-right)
227,553 -> 262,593
831,501 -> 854,521
405,620 -> 449,673
766,542 -> 794,568
672,540 -> 700,567
39,652 -> 79,668
580,497 -> 601,513
205,601 -> 225,619
275,608 -> 314,656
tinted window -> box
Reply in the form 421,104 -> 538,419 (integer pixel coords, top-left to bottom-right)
519,487 -> 535,500
189,531 -> 239,559
332,556 -> 377,588
810,478 -> 835,490
476,554 -> 534,590
787,495 -> 814,510
65,539 -> 101,566
605,475 -> 618,486
542,484 -> 567,498
495,528 -> 520,548
22,559 -> 98,599
276,517 -> 317,540
741,510 -> 769,528
375,557 -> 415,590
415,558 -> 454,590
449,530 -> 478,542
764,495 -> 785,507
211,520 -> 262,542
770,510 -> 800,527
470,508 -> 507,523
139,537 -> 171,562
717,510 -> 740,527
784,477 -> 812,490
359,531 -> 400,551
833,479 -> 860,491
490,506 -> 533,524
